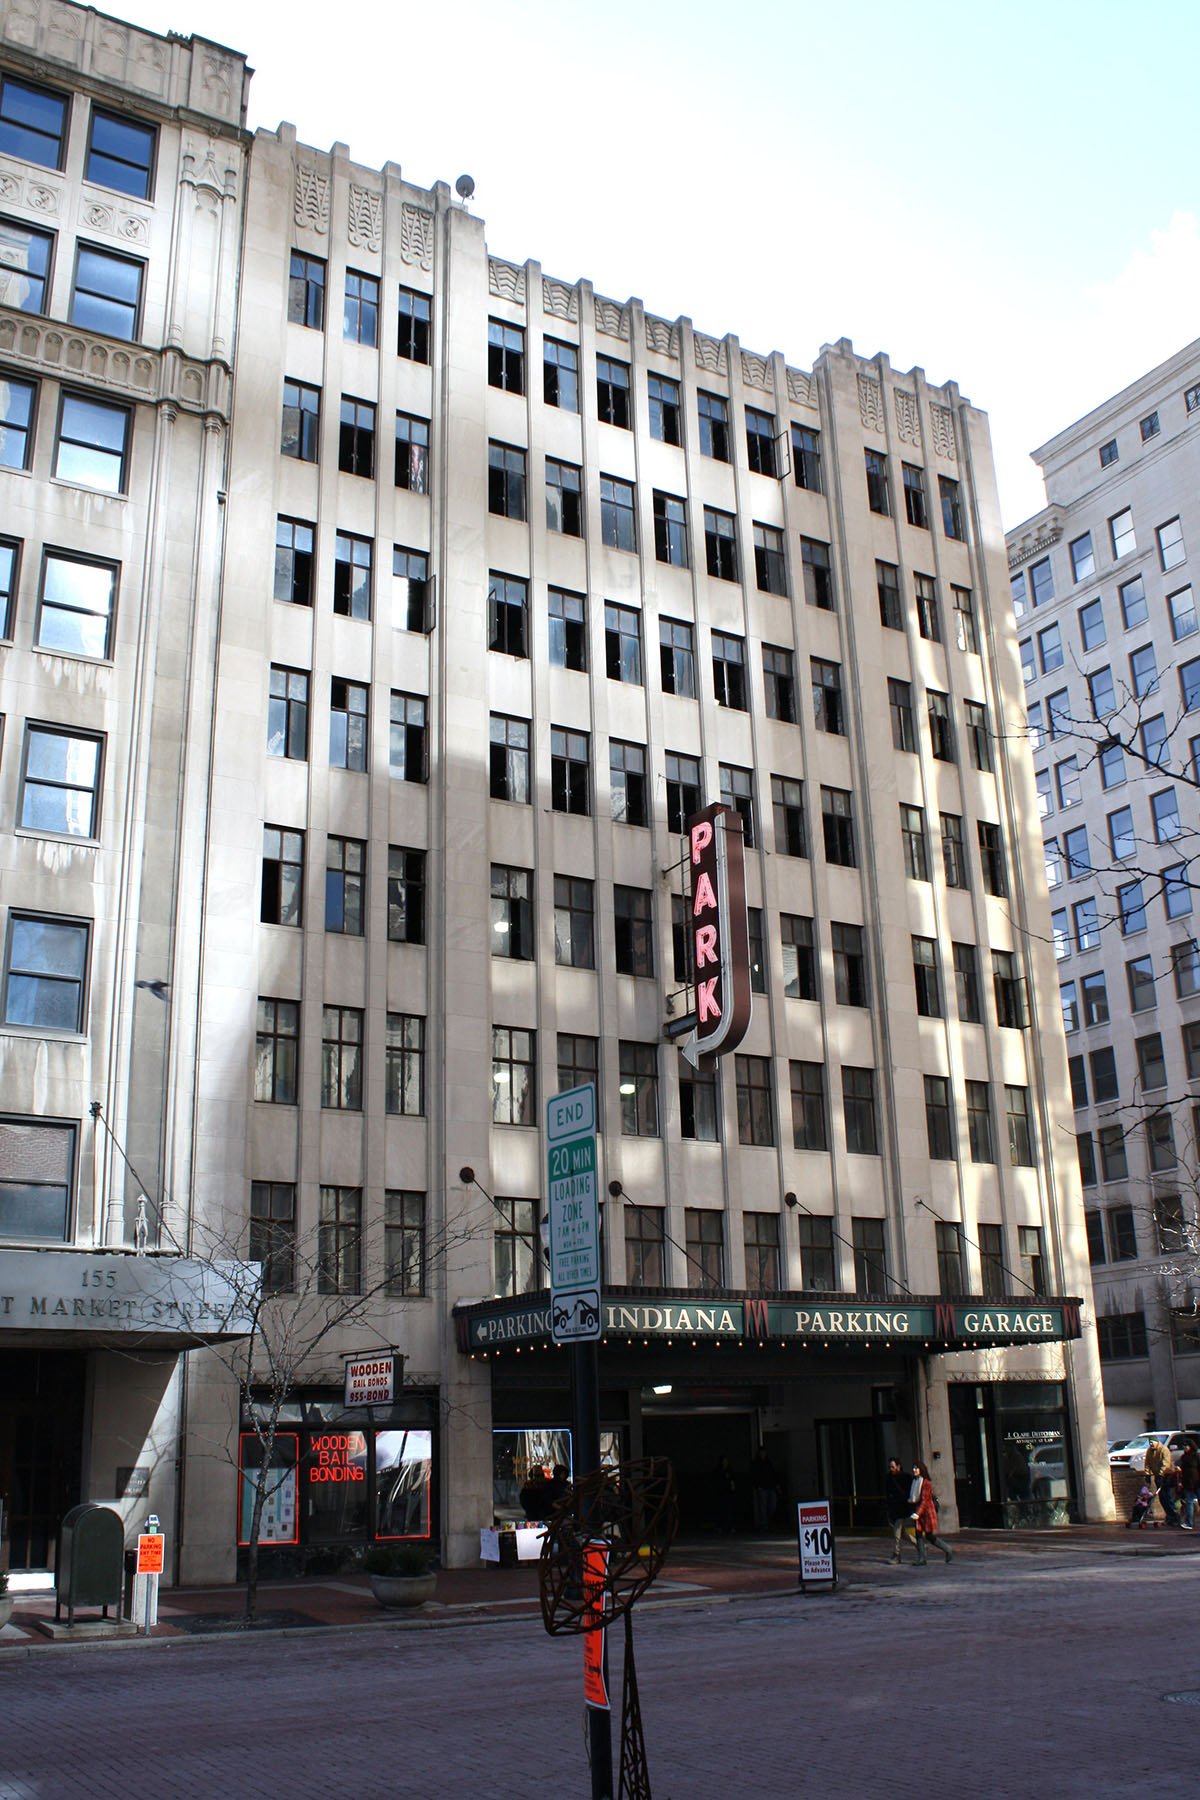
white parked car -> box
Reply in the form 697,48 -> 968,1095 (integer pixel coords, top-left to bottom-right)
1108,1430 -> 1191,1472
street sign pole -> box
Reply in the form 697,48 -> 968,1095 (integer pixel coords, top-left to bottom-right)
546,1084 -> 611,1800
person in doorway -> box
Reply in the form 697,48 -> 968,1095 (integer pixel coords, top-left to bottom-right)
713,1454 -> 738,1534
543,1463 -> 570,1512
1179,1439 -> 1200,1530
910,1461 -> 953,1565
885,1457 -> 913,1563
750,1447 -> 780,1532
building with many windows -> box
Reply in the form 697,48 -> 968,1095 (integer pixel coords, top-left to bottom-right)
1007,340 -> 1200,1440
1,0 -> 1112,1587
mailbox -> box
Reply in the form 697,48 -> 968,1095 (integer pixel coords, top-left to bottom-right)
55,1503 -> 124,1626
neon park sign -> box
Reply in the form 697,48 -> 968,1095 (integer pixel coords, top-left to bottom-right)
680,802 -> 752,1064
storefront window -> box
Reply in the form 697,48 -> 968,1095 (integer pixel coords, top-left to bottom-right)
491,1427 -> 621,1522
305,1429 -> 369,1541
376,1429 -> 432,1539
238,1432 -> 300,1545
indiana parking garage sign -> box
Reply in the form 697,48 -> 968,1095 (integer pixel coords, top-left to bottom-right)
681,803 -> 752,1066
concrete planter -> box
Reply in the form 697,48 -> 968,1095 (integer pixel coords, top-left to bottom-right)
0,1592 -> 13,1629
368,1572 -> 436,1609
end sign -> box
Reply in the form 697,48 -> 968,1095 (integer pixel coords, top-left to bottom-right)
547,1084 -> 600,1344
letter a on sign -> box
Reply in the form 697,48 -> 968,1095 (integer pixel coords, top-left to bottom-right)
681,802 -> 751,1065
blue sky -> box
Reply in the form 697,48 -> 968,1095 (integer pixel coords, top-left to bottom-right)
118,0 -> 1200,524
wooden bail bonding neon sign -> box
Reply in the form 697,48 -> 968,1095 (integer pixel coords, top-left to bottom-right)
681,802 -> 752,1065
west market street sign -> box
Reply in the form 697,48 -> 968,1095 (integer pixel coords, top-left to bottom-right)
0,1249 -> 260,1345
455,1294 -> 1084,1354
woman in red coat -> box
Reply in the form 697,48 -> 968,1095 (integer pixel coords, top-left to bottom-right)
910,1462 -> 953,1565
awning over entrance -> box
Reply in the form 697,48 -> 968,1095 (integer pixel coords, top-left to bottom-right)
0,1248 -> 260,1347
454,1289 -> 1084,1357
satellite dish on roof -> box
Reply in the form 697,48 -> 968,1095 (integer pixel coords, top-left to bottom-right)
455,173 -> 475,202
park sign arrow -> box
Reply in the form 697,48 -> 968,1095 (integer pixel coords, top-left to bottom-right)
547,1083 -> 600,1343
680,803 -> 752,1066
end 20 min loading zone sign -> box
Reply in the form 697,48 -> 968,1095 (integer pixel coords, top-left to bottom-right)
547,1083 -> 600,1344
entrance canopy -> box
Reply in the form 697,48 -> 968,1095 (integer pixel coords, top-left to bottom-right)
0,1248 -> 260,1348
455,1289 -> 1084,1359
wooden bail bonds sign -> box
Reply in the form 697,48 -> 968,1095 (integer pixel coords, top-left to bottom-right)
681,802 -> 752,1066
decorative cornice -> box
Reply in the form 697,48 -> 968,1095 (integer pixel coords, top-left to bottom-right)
594,296 -> 629,340
693,332 -> 726,374
644,314 -> 679,358
741,350 -> 772,391
1007,518 -> 1064,569
0,309 -> 230,420
488,257 -> 525,303
786,367 -> 815,406
542,276 -> 578,322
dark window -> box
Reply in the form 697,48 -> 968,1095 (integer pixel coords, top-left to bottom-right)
1120,574 -> 1149,628
719,763 -> 755,846
488,573 -> 528,658
900,804 -> 929,881
70,244 -> 142,340
492,1029 -> 536,1126
318,1186 -> 361,1294
550,726 -> 590,815
940,813 -> 966,889
811,658 -> 844,734
0,76 -> 67,169
915,574 -> 941,641
489,713 -> 530,803
604,602 -> 642,684
660,618 -> 696,697
549,588 -> 586,670
558,1034 -> 599,1100
333,533 -> 372,620
19,725 -> 102,838
596,356 -> 631,428
625,1204 -> 665,1284
1136,1031 -> 1167,1091
261,827 -> 303,927
935,1220 -> 964,1292
852,1217 -> 888,1292
798,1215 -> 836,1290
801,537 -> 834,610
267,666 -> 309,761
648,373 -> 681,445
36,551 -> 116,659
600,476 -> 636,551
698,391 -> 730,461
877,560 -> 902,629
704,507 -> 738,580
939,476 -> 965,540
488,320 -> 525,393
250,1182 -> 295,1292
1006,1088 -> 1034,1167
1106,1208 -> 1137,1263
490,866 -> 533,961
790,1060 -> 827,1151
902,464 -> 928,528
287,252 -> 325,328
714,632 -> 747,710
397,286 -> 430,362
87,107 -> 155,197
865,449 -> 890,515
493,1196 -> 538,1294
321,1007 -> 363,1111
489,441 -> 527,520
554,876 -> 595,969
993,950 -> 1026,1029
275,517 -> 314,606
55,393 -> 130,492
832,922 -> 868,1008
338,396 -> 375,478
619,1041 -> 659,1137
281,379 -> 320,461
966,1081 -> 994,1164
1097,1313 -> 1148,1361
653,491 -> 688,567
332,677 -> 370,772
736,1055 -> 774,1146
772,776 -> 807,857
889,679 -> 916,752
543,337 -> 578,410
925,1078 -> 955,1161
1090,1047 -> 1118,1104
821,787 -> 856,867
928,691 -> 956,762
685,1210 -> 724,1292
978,822 -> 1008,897
979,1223 -> 1005,1297
343,270 -> 378,346
1018,1226 -> 1045,1294
614,886 -> 654,977
545,458 -> 582,535
913,937 -> 942,1017
387,689 -> 426,781
393,546 -> 432,632
666,753 -> 701,833
954,943 -> 981,1023
394,412 -> 429,492
1126,956 -> 1156,1013
610,739 -> 648,827
3,913 -> 89,1032
763,645 -> 796,722
385,1191 -> 426,1297
679,1053 -> 719,1143
792,425 -> 822,492
1098,438 -> 1119,468
387,847 -> 425,944
754,523 -> 788,595
385,1017 -> 425,1118
965,701 -> 992,771
781,914 -> 818,1001
325,836 -> 366,936
745,1214 -> 781,1290
1078,597 -> 1105,651
745,407 -> 777,475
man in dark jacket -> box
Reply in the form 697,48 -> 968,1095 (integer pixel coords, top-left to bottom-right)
1180,1440 -> 1200,1530
884,1457 -> 913,1562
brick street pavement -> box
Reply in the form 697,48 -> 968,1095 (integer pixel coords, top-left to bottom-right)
1,1535 -> 1197,1798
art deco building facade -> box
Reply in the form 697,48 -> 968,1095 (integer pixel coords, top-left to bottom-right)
1006,341 -> 1200,1440
1,0 -> 1111,1587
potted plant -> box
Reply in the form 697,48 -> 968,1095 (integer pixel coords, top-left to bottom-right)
362,1544 -> 437,1608
0,1569 -> 12,1631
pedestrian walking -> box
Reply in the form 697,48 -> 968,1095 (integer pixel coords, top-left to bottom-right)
909,1461 -> 953,1565
1143,1436 -> 1174,1525
884,1456 -> 913,1562
1179,1439 -> 1200,1531
750,1446 -> 780,1532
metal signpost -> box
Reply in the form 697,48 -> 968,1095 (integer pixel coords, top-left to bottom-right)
135,1513 -> 164,1635
546,1083 -> 612,1799
797,1499 -> 837,1591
